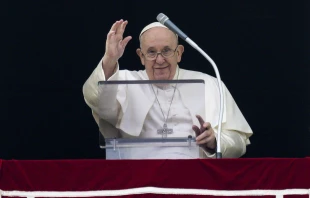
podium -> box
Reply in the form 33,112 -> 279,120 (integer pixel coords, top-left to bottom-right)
98,79 -> 206,159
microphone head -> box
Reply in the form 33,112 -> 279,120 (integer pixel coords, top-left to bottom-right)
157,13 -> 169,24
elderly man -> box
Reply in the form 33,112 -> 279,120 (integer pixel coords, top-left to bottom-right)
83,20 -> 253,158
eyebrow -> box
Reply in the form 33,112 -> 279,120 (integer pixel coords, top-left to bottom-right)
146,46 -> 172,50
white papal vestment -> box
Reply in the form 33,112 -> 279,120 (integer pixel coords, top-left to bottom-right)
83,59 -> 253,158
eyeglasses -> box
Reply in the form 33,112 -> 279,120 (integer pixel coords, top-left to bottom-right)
141,46 -> 178,61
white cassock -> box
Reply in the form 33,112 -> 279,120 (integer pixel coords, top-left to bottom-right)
83,59 -> 253,158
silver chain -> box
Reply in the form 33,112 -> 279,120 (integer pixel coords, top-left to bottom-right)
151,84 -> 177,124
150,68 -> 179,125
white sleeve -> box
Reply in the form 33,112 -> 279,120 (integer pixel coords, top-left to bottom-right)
82,58 -> 120,114
202,129 -> 247,158
202,78 -> 253,158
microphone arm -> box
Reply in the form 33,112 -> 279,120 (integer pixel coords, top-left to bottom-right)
157,13 -> 224,159
186,38 -> 224,159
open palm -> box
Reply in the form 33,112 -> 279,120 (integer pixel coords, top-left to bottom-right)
105,20 -> 132,62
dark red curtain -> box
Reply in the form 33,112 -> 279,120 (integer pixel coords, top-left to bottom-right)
0,158 -> 310,197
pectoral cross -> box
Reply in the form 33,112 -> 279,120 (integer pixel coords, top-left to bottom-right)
157,123 -> 173,138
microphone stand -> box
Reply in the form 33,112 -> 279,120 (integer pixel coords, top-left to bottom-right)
156,13 -> 224,158
185,38 -> 224,159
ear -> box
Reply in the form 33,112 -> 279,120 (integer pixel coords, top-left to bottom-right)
176,45 -> 184,63
136,48 -> 145,65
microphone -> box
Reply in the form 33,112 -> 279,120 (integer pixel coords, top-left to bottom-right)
156,13 -> 188,40
157,13 -> 225,159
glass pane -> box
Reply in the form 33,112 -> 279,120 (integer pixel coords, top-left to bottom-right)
98,80 -> 205,159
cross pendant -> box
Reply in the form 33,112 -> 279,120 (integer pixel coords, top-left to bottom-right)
157,123 -> 173,138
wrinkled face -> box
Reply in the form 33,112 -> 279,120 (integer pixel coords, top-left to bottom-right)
137,27 -> 184,80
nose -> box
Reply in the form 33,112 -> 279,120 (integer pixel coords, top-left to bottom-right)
155,53 -> 165,64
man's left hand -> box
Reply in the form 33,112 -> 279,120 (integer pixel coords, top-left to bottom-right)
192,115 -> 216,151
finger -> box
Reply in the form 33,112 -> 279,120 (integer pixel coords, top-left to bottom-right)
196,115 -> 209,132
196,115 -> 205,128
120,36 -> 132,48
196,135 -> 213,145
107,31 -> 115,40
203,122 -> 211,131
115,19 -> 125,35
196,127 -> 213,141
109,21 -> 119,32
192,125 -> 201,137
110,20 -> 123,33
123,20 -> 129,30
195,129 -> 209,141
118,20 -> 128,36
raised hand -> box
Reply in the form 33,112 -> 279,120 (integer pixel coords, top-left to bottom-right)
102,20 -> 132,78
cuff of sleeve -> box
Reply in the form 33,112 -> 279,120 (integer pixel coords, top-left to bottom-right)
100,58 -> 119,81
201,148 -> 216,158
108,63 -> 119,80
201,128 -> 227,158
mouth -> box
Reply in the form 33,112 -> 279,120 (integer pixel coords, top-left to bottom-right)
154,66 -> 169,70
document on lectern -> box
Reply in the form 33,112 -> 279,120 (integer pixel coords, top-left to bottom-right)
98,79 -> 206,159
